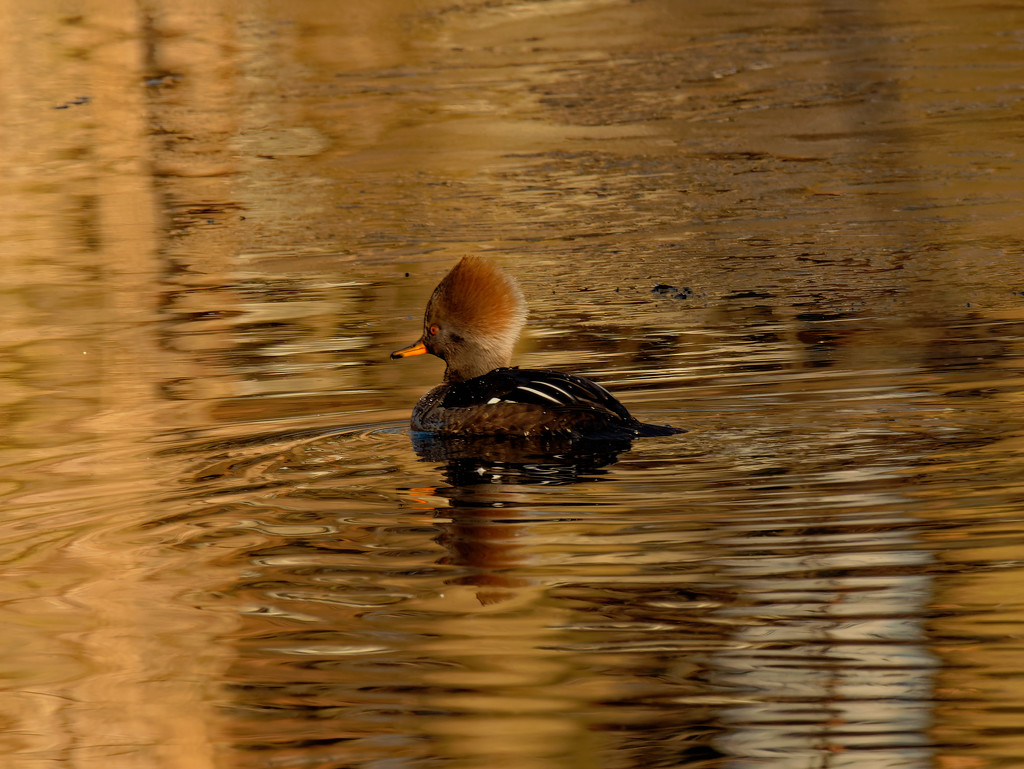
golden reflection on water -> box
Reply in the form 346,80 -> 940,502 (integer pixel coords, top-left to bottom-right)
1,0 -> 1024,768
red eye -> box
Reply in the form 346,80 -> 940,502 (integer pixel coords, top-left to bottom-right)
429,324 -> 439,336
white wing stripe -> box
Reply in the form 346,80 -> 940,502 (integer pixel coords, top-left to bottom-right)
515,385 -> 563,405
532,381 -> 574,401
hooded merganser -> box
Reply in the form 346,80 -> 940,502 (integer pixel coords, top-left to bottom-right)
391,256 -> 683,439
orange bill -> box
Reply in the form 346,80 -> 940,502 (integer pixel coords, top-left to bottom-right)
391,340 -> 428,359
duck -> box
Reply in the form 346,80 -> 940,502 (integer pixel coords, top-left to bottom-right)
391,256 -> 683,439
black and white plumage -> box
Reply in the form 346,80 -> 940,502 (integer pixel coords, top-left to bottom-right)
438,367 -> 628,413
410,367 -> 679,439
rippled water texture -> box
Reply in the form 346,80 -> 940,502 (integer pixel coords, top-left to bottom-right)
2,1 -> 1024,768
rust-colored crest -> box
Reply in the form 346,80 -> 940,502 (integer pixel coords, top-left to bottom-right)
426,256 -> 527,344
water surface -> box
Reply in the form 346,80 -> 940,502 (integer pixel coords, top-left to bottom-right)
1,1 -> 1023,768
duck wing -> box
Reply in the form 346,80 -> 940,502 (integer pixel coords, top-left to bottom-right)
441,367 -> 634,421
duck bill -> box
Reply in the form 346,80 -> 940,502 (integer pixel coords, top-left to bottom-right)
391,340 -> 428,359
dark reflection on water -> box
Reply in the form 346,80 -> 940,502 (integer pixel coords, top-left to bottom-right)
411,432 -> 635,487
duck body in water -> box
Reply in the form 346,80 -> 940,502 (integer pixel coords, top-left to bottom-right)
391,256 -> 683,439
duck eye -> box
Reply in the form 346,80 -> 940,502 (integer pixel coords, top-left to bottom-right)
428,324 -> 439,336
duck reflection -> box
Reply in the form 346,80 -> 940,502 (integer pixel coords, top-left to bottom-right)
411,432 -> 633,606
411,431 -> 632,487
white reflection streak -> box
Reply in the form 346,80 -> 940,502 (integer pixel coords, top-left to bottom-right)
710,514 -> 937,768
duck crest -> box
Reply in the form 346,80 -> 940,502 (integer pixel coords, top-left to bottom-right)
426,256 -> 527,353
